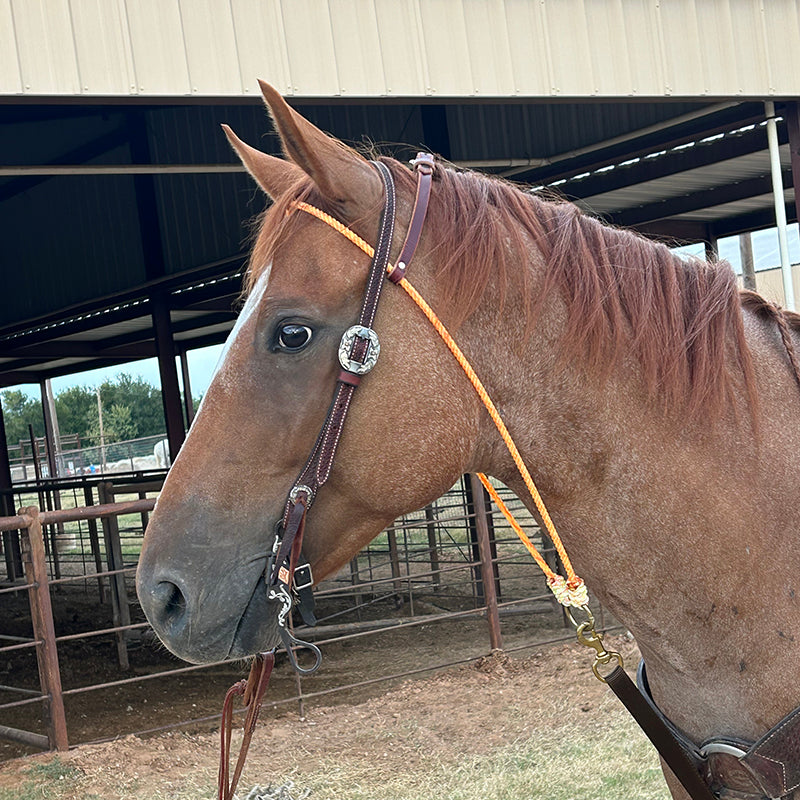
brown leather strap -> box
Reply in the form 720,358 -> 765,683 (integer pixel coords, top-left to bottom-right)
281,160 -> 397,516
605,665 -> 717,800
388,153 -> 435,284
740,703 -> 800,798
218,652 -> 275,800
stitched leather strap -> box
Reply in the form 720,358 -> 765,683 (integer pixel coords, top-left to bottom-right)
606,665 -> 718,800
282,160 -> 397,514
736,704 -> 800,798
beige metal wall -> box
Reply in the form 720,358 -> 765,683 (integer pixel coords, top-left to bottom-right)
746,264 -> 800,310
2,0 -> 800,99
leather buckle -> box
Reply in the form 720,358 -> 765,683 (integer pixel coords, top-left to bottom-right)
293,563 -> 314,591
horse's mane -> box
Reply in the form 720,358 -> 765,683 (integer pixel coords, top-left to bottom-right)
247,155 -> 800,419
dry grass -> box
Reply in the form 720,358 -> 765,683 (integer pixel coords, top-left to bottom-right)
0,639 -> 671,800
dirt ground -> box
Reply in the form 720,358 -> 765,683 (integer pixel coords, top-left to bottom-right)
0,631 -> 650,800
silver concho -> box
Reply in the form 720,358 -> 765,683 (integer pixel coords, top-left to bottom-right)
338,325 -> 380,374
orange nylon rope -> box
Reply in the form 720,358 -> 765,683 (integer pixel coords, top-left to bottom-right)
294,200 -> 588,608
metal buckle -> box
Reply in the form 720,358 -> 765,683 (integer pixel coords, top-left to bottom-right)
338,325 -> 380,374
293,563 -> 314,592
289,484 -> 313,504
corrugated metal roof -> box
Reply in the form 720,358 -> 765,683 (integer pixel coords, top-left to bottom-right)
3,0 -> 800,99
578,145 -> 790,215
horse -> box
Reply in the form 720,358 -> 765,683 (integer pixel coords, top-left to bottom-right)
136,81 -> 800,800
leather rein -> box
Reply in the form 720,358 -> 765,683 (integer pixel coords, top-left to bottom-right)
218,152 -> 800,800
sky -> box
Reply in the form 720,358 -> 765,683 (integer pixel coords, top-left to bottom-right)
5,222 -> 800,404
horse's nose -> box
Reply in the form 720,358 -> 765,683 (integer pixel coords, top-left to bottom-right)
137,564 -> 192,641
148,577 -> 189,633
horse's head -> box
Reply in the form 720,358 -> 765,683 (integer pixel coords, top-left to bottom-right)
136,82 -> 483,664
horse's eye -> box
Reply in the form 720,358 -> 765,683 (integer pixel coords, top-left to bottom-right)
277,324 -> 313,352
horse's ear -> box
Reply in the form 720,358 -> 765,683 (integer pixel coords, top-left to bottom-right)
257,80 -> 382,220
221,124 -> 302,199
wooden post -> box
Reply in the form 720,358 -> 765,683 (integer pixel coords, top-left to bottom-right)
468,474 -> 503,651
83,485 -> 106,604
740,232 -> 756,291
20,507 -> 69,751
98,482 -> 131,670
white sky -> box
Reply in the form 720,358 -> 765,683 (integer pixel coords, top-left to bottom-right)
6,222 -> 800,403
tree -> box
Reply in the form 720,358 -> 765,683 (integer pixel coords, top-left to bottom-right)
54,385 -> 94,440
1,389 -> 44,448
99,374 -> 164,438
85,402 -> 138,445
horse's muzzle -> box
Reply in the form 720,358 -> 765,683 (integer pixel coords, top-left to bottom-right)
136,553 -> 281,664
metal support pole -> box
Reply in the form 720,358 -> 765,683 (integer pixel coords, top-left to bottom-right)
151,293 -> 185,462
468,474 -> 503,651
425,505 -> 441,592
21,507 -> 69,751
386,526 -> 403,609
765,101 -> 796,311
179,349 -> 195,427
83,485 -> 106,604
0,398 -> 22,581
704,227 -> 718,263
786,101 -> 800,232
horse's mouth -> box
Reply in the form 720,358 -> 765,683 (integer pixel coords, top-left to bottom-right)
227,575 -> 283,660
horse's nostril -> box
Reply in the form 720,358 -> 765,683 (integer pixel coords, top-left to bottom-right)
152,580 -> 187,628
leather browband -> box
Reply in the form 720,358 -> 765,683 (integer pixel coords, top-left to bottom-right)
388,153 -> 435,285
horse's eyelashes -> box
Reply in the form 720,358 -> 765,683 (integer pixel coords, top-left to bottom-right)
276,323 -> 313,352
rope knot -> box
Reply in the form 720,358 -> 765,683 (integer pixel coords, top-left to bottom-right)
548,575 -> 589,608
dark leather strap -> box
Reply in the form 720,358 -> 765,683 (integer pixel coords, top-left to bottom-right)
267,153 -> 435,660
606,665 -> 718,800
218,652 -> 275,800
282,159 -> 397,514
637,659 -> 800,799
388,153 -> 435,284
741,705 -> 800,797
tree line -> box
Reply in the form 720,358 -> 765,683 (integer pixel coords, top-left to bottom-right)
1,374 -> 180,450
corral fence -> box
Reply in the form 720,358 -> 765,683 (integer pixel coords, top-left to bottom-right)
0,474 -> 607,757
9,434 -> 168,483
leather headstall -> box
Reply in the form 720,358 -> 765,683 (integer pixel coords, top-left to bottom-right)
264,153 -> 436,674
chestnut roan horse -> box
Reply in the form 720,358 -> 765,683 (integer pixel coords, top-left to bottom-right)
136,82 -> 800,800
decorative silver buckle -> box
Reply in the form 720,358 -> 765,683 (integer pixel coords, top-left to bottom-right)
338,325 -> 380,374
289,484 -> 313,504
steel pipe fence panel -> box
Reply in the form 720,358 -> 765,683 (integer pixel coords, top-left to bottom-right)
0,475 -> 594,758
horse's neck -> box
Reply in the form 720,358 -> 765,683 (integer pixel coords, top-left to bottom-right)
467,271 -> 800,745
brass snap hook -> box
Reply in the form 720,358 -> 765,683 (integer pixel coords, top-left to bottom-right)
567,605 -> 624,683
